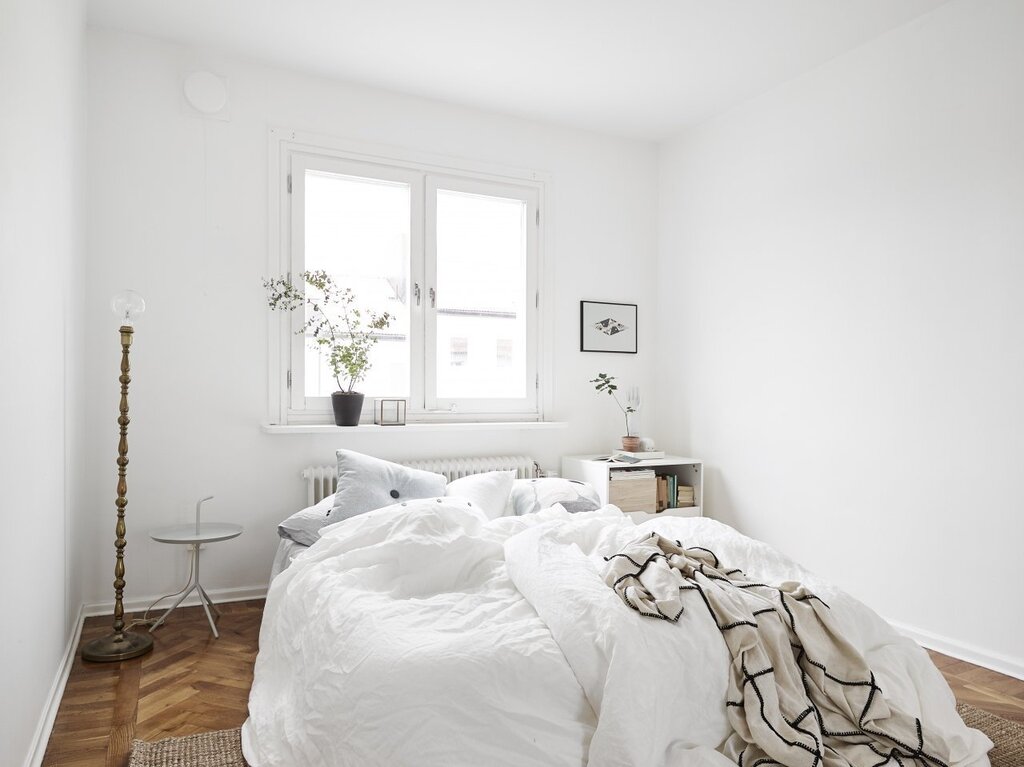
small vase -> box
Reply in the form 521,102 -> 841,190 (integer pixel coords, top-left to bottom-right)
331,391 -> 365,426
621,436 -> 640,452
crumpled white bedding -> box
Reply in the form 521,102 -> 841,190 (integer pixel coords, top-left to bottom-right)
242,501 -> 991,767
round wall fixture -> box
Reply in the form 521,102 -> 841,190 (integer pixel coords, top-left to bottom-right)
183,71 -> 228,115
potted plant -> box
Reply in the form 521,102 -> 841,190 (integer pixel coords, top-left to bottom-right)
264,270 -> 393,426
591,373 -> 639,451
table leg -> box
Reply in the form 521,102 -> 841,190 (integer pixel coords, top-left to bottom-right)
147,538 -> 236,639
192,542 -> 219,638
197,583 -> 220,618
198,590 -> 219,638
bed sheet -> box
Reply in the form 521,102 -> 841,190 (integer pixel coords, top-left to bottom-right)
244,502 -> 991,767
270,537 -> 307,581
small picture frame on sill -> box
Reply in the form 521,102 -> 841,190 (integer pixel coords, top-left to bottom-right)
580,300 -> 637,354
374,398 -> 407,426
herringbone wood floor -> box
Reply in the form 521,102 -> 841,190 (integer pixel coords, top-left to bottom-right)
43,599 -> 1024,766
929,649 -> 1024,725
43,600 -> 261,767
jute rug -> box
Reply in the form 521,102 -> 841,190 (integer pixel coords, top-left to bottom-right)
957,702 -> 1024,767
129,728 -> 246,767
129,704 -> 1024,767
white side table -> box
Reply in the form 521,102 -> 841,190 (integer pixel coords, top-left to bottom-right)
149,522 -> 243,638
561,454 -> 704,522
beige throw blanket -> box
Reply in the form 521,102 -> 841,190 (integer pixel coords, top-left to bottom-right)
604,532 -> 954,767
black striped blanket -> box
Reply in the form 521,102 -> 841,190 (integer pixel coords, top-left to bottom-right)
604,532 -> 955,767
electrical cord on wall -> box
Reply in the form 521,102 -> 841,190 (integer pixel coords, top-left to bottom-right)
123,545 -> 198,630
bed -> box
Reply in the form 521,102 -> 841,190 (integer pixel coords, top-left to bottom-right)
242,451 -> 992,767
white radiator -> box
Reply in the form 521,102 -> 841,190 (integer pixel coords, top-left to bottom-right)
302,455 -> 538,505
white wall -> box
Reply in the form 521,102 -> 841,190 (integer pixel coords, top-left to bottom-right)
0,0 -> 85,764
84,30 -> 658,607
656,0 -> 1024,672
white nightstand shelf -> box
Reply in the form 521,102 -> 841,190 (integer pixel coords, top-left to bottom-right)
149,522 -> 243,638
561,454 -> 703,523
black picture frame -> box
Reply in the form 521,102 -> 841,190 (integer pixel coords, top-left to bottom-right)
580,300 -> 638,354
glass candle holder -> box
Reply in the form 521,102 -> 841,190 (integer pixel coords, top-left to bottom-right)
374,398 -> 407,426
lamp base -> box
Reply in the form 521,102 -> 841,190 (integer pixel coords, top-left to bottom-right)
81,629 -> 154,663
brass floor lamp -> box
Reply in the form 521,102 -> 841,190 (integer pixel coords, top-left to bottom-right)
82,290 -> 155,662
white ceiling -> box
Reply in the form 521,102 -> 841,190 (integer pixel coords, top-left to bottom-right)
86,0 -> 946,140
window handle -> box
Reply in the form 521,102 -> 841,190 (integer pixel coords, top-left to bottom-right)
429,287 -> 436,308
414,283 -> 421,306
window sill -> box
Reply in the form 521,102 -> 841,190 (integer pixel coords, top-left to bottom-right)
261,421 -> 568,435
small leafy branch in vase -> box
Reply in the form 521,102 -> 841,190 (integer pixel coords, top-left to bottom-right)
264,270 -> 393,393
591,373 -> 636,436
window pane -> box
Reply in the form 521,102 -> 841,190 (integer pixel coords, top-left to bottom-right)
304,170 -> 410,397
435,189 -> 527,399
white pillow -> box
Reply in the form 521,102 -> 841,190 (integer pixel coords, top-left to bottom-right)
278,493 -> 335,547
330,450 -> 448,522
507,478 -> 601,516
445,471 -> 516,520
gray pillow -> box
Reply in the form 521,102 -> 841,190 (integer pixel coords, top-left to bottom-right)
507,478 -> 601,516
557,498 -> 601,514
328,450 -> 447,522
278,494 -> 335,547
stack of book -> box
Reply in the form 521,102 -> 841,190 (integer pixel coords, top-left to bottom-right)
654,475 -> 670,511
609,468 -> 656,480
654,476 -> 697,511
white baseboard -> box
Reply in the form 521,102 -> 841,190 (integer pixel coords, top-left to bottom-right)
888,618 -> 1024,682
25,604 -> 86,767
83,584 -> 269,618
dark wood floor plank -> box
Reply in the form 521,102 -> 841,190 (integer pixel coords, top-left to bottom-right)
43,598 -> 1024,763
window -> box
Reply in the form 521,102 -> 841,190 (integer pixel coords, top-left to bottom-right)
270,135 -> 544,424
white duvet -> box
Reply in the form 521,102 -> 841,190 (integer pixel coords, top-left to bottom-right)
242,500 -> 991,767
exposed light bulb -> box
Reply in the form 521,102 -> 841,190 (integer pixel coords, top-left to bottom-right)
111,290 -> 146,327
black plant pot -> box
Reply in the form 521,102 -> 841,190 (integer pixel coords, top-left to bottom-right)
331,391 -> 365,426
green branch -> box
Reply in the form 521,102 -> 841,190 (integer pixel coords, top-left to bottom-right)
590,373 -> 636,436
264,270 -> 393,393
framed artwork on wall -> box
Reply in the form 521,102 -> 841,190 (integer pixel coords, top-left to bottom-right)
580,300 -> 637,353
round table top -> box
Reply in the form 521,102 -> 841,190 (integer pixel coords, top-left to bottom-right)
149,523 -> 244,544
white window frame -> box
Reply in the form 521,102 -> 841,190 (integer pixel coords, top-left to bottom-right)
425,174 -> 539,416
266,128 -> 550,426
